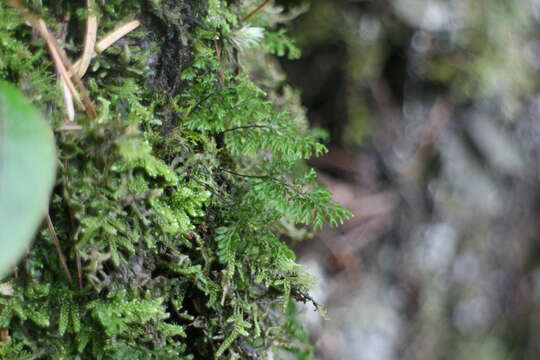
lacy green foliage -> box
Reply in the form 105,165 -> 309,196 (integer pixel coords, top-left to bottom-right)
0,1 -> 349,358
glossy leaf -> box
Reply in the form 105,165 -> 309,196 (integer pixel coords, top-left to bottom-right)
0,81 -> 56,278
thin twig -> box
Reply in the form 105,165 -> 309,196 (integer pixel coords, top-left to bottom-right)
71,19 -> 141,77
57,121 -> 83,131
75,250 -> 83,289
73,0 -> 97,77
242,0 -> 271,21
35,19 -> 84,110
220,124 -> 275,134
189,174 -> 231,204
220,168 -> 270,179
61,159 -> 83,289
96,19 -> 140,53
214,40 -> 225,88
0,328 -> 9,343
46,213 -> 74,285
36,18 -> 95,118
6,0 -> 97,118
188,87 -> 233,115
55,12 -> 71,121
291,287 -> 325,314
219,168 -> 304,200
60,76 -> 76,122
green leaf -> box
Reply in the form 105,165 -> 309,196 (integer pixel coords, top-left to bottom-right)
0,81 -> 56,278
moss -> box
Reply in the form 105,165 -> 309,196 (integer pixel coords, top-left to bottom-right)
0,1 -> 349,359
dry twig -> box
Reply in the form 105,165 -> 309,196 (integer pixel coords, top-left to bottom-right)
36,19 -> 85,110
46,213 -> 74,285
5,0 -> 97,118
73,0 -> 98,78
76,250 -> 83,289
243,0 -> 271,22
214,40 -> 225,88
59,0 -> 96,124
55,13 -> 76,123
59,76 -> 76,122
57,121 -> 83,131
0,328 -> 9,343
71,19 -> 140,78
96,19 -> 140,53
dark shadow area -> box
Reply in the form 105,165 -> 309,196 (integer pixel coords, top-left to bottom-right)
280,1 -> 540,359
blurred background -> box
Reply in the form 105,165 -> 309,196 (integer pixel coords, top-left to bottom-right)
276,0 -> 540,359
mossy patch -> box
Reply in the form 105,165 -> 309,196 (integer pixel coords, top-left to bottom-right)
0,1 -> 350,358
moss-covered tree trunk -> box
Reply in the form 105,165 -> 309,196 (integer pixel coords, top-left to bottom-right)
0,1 -> 349,358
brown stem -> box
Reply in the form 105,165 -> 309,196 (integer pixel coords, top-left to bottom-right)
214,40 -> 225,88
220,168 -> 270,179
6,0 -> 97,119
46,213 -> 73,285
0,328 -> 9,343
76,250 -> 83,289
220,124 -> 275,134
242,0 -> 271,22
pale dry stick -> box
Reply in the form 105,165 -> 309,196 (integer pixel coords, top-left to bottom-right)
73,0 -> 97,78
5,0 -> 97,118
96,19 -> 140,53
220,283 -> 229,306
60,78 -> 76,122
71,19 -> 140,77
56,13 -> 76,123
60,18 -> 139,128
59,0 -> 96,124
39,21 -> 97,118
34,19 -> 85,111
57,120 -> 83,131
46,213 -> 74,285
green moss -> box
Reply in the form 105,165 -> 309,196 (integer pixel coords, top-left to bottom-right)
0,1 -> 349,358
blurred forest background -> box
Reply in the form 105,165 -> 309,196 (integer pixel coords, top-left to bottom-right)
277,0 -> 540,359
